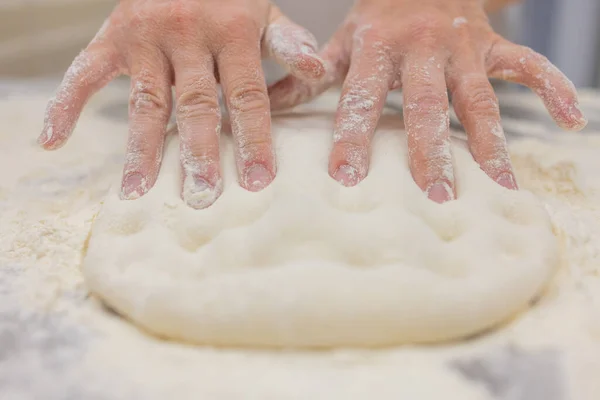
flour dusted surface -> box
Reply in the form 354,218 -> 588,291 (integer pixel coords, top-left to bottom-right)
1,82 -> 599,399
82,92 -> 557,348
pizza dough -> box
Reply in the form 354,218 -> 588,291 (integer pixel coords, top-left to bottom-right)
83,93 -> 558,348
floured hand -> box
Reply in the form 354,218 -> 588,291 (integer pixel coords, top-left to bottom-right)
39,0 -> 325,209
268,0 -> 587,203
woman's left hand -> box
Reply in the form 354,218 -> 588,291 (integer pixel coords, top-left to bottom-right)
268,0 -> 587,203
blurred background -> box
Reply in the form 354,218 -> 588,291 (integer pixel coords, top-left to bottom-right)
0,0 -> 598,87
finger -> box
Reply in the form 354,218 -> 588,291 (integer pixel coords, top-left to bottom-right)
39,43 -> 121,149
263,6 -> 325,82
486,39 -> 587,131
402,55 -> 455,203
447,68 -> 517,190
172,50 -> 223,209
329,33 -> 394,186
121,49 -> 172,200
268,25 -> 350,111
216,30 -> 275,191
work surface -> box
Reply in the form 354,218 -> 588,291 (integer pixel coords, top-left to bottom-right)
1,79 -> 600,400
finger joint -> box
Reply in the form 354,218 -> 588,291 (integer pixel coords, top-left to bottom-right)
463,81 -> 498,116
130,80 -> 170,115
227,83 -> 269,115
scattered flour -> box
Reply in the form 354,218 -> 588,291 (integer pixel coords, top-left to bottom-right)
0,82 -> 599,399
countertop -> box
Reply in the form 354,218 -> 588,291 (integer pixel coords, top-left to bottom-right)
1,79 -> 599,400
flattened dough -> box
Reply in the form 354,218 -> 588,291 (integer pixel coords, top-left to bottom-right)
83,92 -> 558,348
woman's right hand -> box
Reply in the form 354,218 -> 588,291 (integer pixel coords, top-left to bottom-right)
268,0 -> 586,203
39,0 -> 325,209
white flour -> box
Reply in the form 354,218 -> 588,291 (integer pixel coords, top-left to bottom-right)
0,83 -> 599,399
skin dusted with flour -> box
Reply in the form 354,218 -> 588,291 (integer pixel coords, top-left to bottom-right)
268,0 -> 587,203
38,0 -> 587,211
38,0 -> 326,209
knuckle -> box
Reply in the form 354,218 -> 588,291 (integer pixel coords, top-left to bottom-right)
129,80 -> 170,114
464,81 -> 498,115
354,25 -> 389,47
351,27 -> 394,67
406,12 -> 446,46
483,34 -> 504,66
340,86 -> 376,112
176,79 -> 220,117
127,12 -> 145,29
361,26 -> 386,42
405,89 -> 447,113
219,11 -> 259,40
228,83 -> 268,114
165,2 -> 198,30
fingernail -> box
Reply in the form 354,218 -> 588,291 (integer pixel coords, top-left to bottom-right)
121,172 -> 146,200
298,48 -> 326,80
572,102 -> 588,129
333,165 -> 360,187
245,164 -> 273,192
426,181 -> 454,203
496,172 -> 518,190
183,176 -> 218,209
300,44 -> 317,55
38,126 -> 53,146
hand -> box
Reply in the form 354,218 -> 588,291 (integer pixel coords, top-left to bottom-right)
39,0 -> 325,209
484,0 -> 522,13
268,0 -> 587,202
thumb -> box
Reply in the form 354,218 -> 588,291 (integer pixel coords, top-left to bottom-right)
263,5 -> 326,82
268,24 -> 350,111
